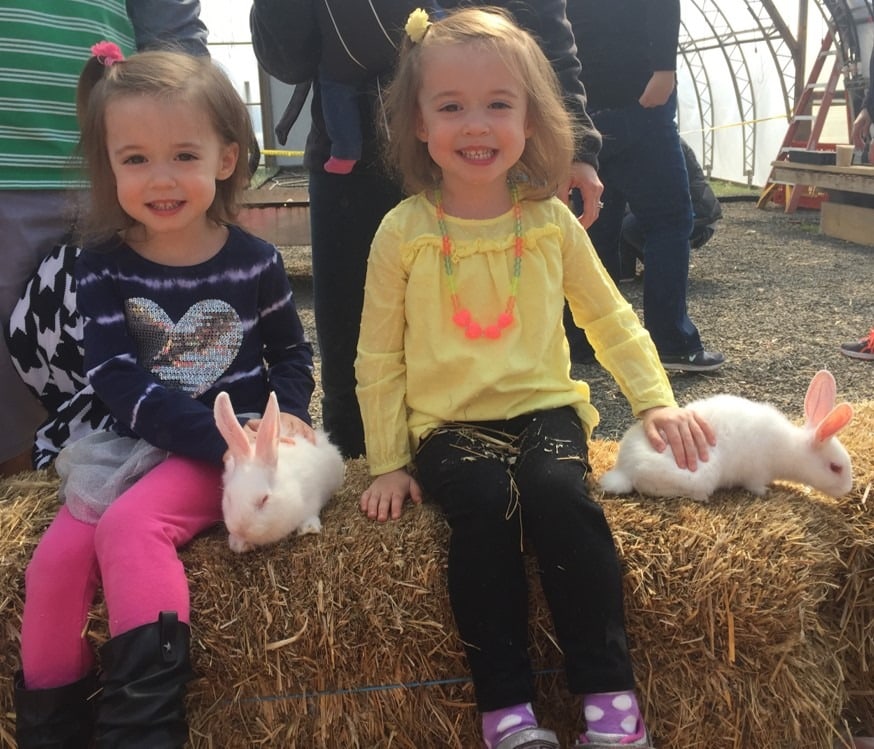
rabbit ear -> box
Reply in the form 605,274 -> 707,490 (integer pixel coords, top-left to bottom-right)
804,369 -> 837,427
814,402 -> 854,444
214,391 -> 253,460
253,392 -> 280,467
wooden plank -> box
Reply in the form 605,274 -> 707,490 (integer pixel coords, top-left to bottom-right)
770,161 -> 874,196
237,203 -> 310,247
241,185 -> 308,206
820,202 -> 874,246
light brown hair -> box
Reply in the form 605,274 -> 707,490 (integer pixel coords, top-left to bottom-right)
76,50 -> 254,242
382,6 -> 581,199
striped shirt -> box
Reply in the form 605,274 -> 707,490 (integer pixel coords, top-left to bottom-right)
76,225 -> 315,465
0,2 -> 135,190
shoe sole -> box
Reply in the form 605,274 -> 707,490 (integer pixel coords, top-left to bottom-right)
841,350 -> 874,361
661,360 -> 725,372
494,727 -> 560,749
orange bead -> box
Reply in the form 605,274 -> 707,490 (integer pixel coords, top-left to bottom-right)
465,322 -> 482,338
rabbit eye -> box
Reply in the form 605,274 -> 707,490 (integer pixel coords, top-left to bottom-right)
257,495 -> 268,508
829,462 -> 843,475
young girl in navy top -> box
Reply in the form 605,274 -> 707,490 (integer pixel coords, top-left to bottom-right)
356,8 -> 715,748
14,45 -> 314,747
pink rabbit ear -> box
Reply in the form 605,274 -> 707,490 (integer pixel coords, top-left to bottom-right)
803,369 -> 837,427
814,402 -> 854,444
253,392 -> 280,467
214,391 -> 253,460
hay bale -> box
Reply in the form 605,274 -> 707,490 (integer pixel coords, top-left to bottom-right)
2,404 -> 874,748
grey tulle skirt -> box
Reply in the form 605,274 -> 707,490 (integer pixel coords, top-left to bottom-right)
56,430 -> 168,524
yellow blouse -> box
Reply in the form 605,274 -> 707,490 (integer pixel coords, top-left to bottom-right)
355,192 -> 676,475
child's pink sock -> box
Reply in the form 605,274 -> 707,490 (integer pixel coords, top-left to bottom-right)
324,156 -> 356,174
482,702 -> 537,749
580,690 -> 645,744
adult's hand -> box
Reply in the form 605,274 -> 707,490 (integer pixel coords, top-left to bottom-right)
851,108 -> 872,150
562,161 -> 604,228
639,70 -> 675,108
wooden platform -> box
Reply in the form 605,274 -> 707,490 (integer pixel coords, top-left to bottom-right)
239,173 -> 310,248
769,161 -> 874,246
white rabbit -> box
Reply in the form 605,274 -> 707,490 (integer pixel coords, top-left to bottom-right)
214,391 -> 345,553
599,369 -> 854,502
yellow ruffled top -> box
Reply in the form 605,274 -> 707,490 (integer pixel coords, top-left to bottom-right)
355,192 -> 676,475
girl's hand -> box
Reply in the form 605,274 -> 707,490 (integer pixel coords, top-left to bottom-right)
640,405 -> 716,471
244,413 -> 316,445
360,469 -> 424,522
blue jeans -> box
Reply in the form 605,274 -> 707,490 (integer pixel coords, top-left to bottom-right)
568,95 -> 703,357
308,169 -> 404,457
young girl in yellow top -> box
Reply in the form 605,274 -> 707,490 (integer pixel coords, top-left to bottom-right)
355,7 -> 714,749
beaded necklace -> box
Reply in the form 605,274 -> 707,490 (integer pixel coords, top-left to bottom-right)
435,182 -> 523,340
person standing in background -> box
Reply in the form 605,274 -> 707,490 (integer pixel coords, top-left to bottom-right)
0,1 -> 208,477
851,42 -> 874,161
250,0 -> 605,459
564,0 -> 725,372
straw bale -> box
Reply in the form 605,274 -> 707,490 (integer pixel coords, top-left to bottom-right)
1,403 -> 873,748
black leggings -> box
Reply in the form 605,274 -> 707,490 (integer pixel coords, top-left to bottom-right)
414,407 -> 635,711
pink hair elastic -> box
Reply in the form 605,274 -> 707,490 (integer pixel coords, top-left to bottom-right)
91,41 -> 124,67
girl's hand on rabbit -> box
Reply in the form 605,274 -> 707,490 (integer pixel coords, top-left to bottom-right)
640,405 -> 716,471
244,413 -> 316,445
360,469 -> 424,522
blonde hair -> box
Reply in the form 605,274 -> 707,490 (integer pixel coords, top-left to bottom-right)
76,50 -> 254,242
382,6 -> 580,199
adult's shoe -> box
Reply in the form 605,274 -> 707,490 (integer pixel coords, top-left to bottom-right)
660,349 -> 726,372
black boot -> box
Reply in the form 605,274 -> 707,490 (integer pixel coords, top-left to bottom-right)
14,669 -> 98,748
95,611 -> 195,749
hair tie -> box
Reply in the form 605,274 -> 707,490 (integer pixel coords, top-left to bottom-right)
91,41 -> 125,67
405,8 -> 431,44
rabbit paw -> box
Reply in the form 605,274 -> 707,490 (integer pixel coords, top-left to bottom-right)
745,484 -> 769,496
297,516 -> 322,535
228,533 -> 255,553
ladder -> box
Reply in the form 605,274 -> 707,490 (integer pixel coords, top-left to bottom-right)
758,27 -> 847,212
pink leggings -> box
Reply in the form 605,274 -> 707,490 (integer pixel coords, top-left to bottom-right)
21,456 -> 223,689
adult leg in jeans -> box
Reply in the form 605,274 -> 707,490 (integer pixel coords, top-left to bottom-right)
308,169 -> 403,458
591,97 -> 703,357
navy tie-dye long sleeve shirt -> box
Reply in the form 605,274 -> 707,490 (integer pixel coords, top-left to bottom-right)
75,225 -> 315,465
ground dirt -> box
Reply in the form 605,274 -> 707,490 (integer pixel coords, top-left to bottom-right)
281,197 -> 874,441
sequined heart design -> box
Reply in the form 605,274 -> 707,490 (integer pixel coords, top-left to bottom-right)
125,298 -> 243,397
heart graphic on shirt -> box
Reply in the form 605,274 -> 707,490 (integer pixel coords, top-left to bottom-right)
125,297 -> 243,397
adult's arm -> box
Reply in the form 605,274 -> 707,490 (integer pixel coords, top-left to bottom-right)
504,0 -> 601,166
249,0 -> 320,84
502,0 -> 604,224
126,0 -> 209,56
638,0 -> 680,107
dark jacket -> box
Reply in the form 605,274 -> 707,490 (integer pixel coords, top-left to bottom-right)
683,139 -> 723,233
566,0 -> 680,111
250,0 -> 602,170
